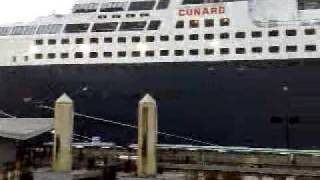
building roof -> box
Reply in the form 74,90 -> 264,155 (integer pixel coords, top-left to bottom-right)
0,118 -> 53,140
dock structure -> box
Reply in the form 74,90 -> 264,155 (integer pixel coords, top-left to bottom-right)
3,94 -> 320,180
0,118 -> 53,180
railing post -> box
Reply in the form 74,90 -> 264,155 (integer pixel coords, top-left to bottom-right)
52,94 -> 74,172
137,94 -> 158,177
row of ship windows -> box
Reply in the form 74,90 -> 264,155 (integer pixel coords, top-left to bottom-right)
73,0 -> 170,14
2,21 -> 318,37
0,18 -> 229,36
97,13 -> 150,19
176,18 -> 230,28
34,29 -> 318,46
0,20 -> 162,36
13,45 -> 318,62
65,18 -> 230,33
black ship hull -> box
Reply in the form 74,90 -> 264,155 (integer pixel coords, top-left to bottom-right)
1,59 -> 320,149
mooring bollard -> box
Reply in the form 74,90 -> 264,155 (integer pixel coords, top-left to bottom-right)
137,94 -> 158,177
52,94 -> 74,172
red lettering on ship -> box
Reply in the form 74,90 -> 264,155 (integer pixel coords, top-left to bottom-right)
178,9 -> 185,16
178,6 -> 225,16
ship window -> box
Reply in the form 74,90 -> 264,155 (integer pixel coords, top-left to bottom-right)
235,32 -> 245,38
157,0 -> 170,9
98,15 -> 107,19
90,38 -> 99,44
160,35 -> 169,41
126,14 -> 136,18
220,33 -> 229,39
190,20 -> 199,28
0,27 -> 11,36
35,54 -> 43,59
75,52 -> 83,58
305,28 -> 316,35
64,23 -> 90,33
24,56 -> 28,62
118,37 -> 126,43
90,52 -> 98,58
132,36 -> 141,43
252,47 -> 262,53
220,18 -> 230,26
36,24 -> 63,34
132,51 -> 141,57
35,39 -> 43,45
183,0 -> 202,4
140,13 -> 150,17
48,39 -> 56,45
12,56 -> 17,62
104,52 -> 112,57
25,26 -> 37,35
128,1 -> 156,11
286,45 -> 297,52
100,2 -> 128,12
175,35 -> 184,41
204,48 -> 214,55
175,50 -> 184,56
61,53 -> 69,59
269,30 -> 279,37
269,46 -> 280,53
205,19 -> 214,27
204,33 -> 214,40
11,26 -> 37,35
176,21 -> 184,29
147,20 -> 161,30
73,3 -> 98,13
189,34 -> 199,40
48,53 -> 56,59
76,38 -> 84,44
286,29 -> 297,36
118,51 -> 126,57
236,48 -> 246,54
120,21 -> 147,31
189,49 -> 199,55
104,37 -> 113,43
61,38 -> 70,44
182,0 -> 221,4
298,0 -> 320,10
252,31 -> 262,38
146,50 -> 155,57
220,48 -> 229,55
146,36 -> 155,42
112,15 -> 121,18
305,45 -> 316,52
92,22 -> 118,32
160,50 -> 169,56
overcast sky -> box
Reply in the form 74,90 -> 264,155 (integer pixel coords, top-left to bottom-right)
0,0 -> 74,24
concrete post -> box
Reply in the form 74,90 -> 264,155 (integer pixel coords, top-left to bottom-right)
52,94 -> 74,172
137,94 -> 158,177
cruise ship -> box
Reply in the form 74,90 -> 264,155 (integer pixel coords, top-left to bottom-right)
0,0 -> 320,149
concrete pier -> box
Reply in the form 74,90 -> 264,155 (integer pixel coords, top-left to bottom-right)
52,94 -> 74,172
137,94 -> 158,177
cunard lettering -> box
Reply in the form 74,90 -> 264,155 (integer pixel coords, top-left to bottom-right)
178,6 -> 225,16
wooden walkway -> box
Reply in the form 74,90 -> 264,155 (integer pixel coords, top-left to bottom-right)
159,163 -> 320,177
